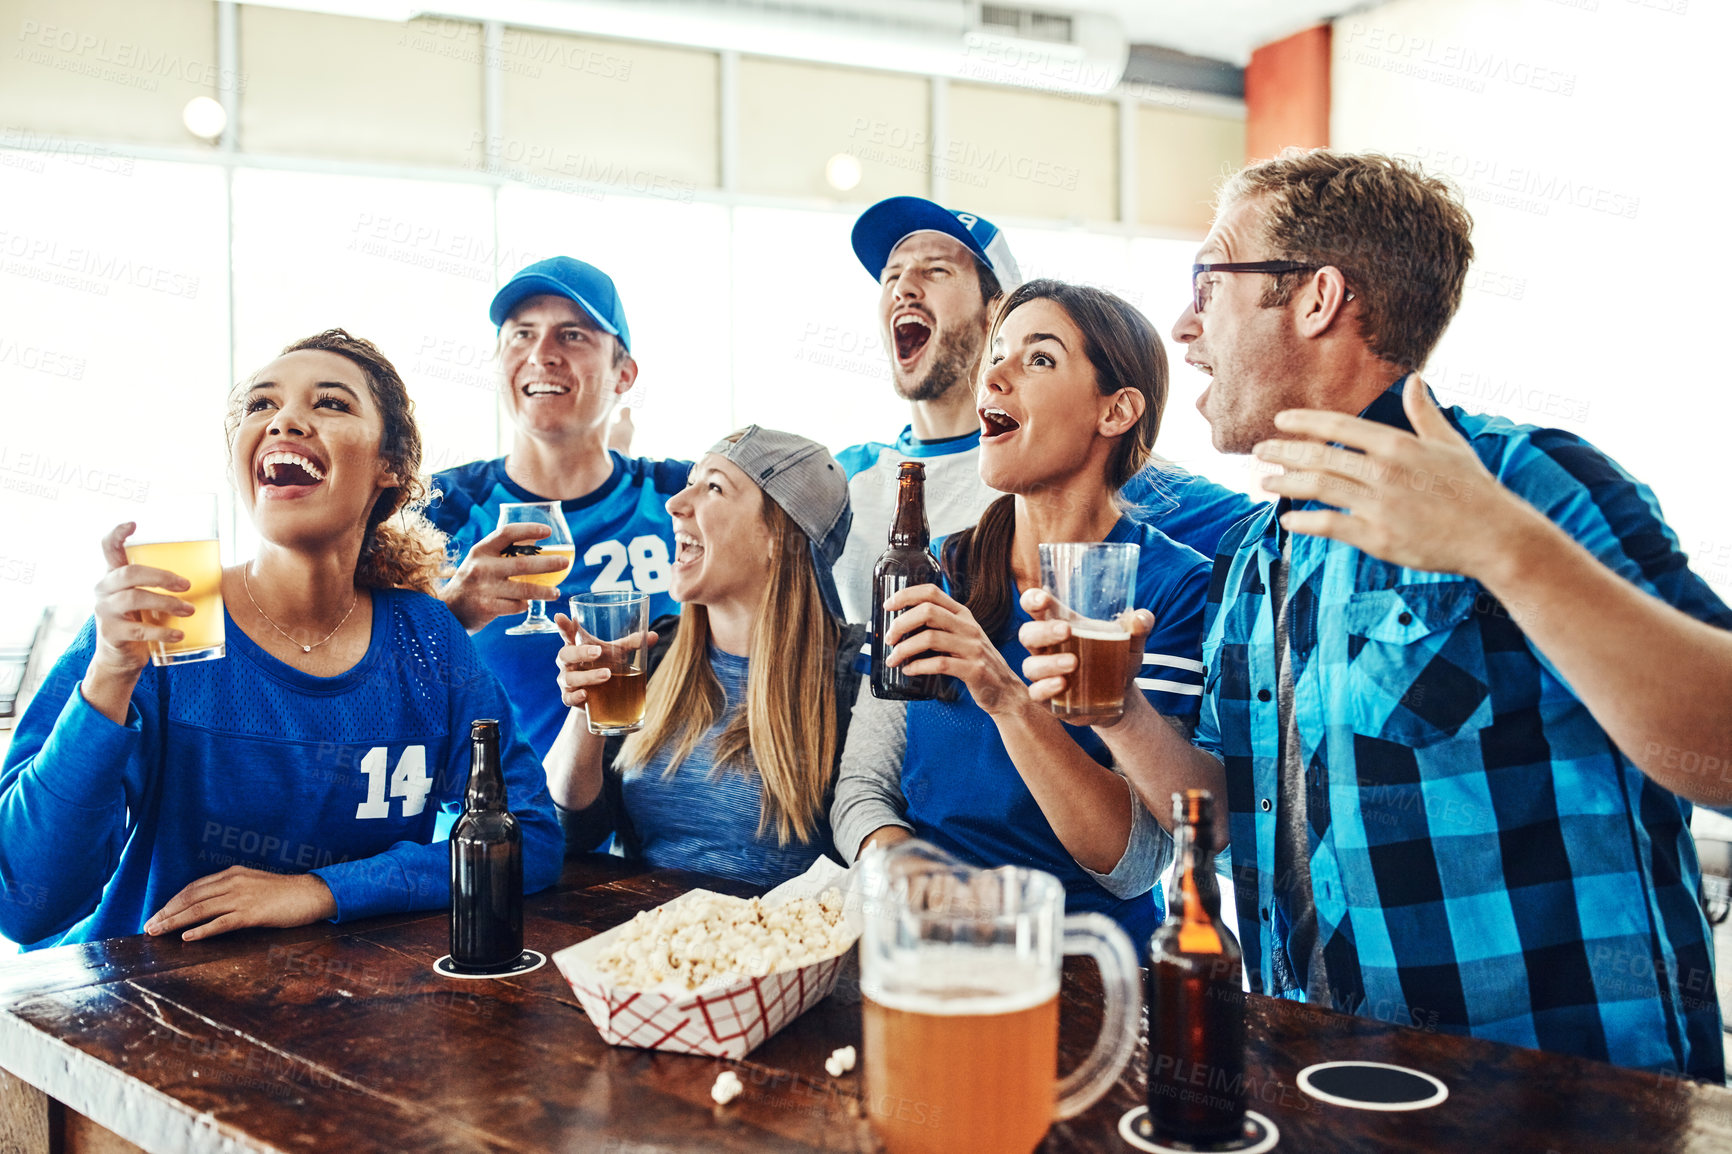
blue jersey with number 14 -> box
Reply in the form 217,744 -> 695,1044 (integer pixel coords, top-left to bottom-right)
428,453 -> 688,758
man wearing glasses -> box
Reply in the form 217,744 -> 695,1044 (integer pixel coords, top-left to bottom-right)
1169,149 -> 1729,1080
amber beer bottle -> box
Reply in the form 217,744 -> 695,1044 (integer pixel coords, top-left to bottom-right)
449,719 -> 523,971
870,461 -> 942,700
1147,789 -> 1247,1146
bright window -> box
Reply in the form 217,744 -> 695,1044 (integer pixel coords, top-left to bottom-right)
494,185 -> 735,464
0,154 -> 229,620
729,205 -> 906,457
230,167 -> 501,490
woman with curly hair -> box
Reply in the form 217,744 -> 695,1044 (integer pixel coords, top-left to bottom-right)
0,330 -> 563,948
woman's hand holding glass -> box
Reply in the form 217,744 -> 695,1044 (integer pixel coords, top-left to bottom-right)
880,584 -> 1026,717
552,614 -> 659,712
1018,588 -> 1155,728
82,522 -> 196,721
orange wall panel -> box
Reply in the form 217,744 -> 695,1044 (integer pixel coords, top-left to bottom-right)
1245,24 -> 1330,161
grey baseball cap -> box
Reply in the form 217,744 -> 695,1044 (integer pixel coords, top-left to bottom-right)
706,426 -> 852,623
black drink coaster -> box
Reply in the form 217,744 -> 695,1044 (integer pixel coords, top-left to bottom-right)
434,949 -> 546,980
1296,1061 -> 1448,1111
1118,1107 -> 1278,1154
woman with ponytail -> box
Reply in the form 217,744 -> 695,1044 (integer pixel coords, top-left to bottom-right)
0,331 -> 562,949
831,281 -> 1222,941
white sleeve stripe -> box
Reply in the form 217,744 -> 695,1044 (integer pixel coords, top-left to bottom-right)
1138,678 -> 1203,695
858,642 -> 873,656
1142,653 -> 1205,673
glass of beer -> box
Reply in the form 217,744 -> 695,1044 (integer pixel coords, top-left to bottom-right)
858,841 -> 1141,1154
1037,542 -> 1140,725
570,591 -> 649,735
499,501 -> 575,636
127,493 -> 225,666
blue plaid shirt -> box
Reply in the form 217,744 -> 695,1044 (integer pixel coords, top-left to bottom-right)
1195,377 -> 1730,1080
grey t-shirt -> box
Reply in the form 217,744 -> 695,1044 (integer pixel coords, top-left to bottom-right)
1272,540 -> 1331,1005
828,683 -> 1171,899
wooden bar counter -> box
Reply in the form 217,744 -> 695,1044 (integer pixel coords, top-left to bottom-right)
3,855 -> 1732,1152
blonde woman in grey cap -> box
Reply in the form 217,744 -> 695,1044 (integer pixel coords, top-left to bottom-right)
544,427 -> 867,887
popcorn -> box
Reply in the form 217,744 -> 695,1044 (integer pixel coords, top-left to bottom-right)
554,862 -> 862,1060
825,1045 -> 857,1077
711,1070 -> 744,1105
592,888 -> 850,992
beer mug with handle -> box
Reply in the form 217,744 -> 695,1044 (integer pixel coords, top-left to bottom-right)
858,840 -> 1142,1154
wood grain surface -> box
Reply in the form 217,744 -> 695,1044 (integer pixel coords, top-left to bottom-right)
2,855 -> 1730,1153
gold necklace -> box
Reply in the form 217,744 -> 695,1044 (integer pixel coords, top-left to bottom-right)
242,567 -> 359,654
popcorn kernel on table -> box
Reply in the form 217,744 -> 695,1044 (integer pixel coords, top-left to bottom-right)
711,1070 -> 744,1105
825,1045 -> 857,1077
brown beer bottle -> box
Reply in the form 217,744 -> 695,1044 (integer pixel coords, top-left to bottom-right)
449,719 -> 523,971
870,461 -> 942,700
1147,789 -> 1247,1146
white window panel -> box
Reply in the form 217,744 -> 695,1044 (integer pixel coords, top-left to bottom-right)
495,184 -> 733,465
1005,225 -> 1137,302
229,168 -> 501,527
729,205 -> 905,459
0,153 -> 228,621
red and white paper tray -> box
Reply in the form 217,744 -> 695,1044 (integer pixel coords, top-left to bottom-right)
552,858 -> 860,1059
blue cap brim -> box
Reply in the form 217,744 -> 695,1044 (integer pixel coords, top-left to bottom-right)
489,275 -> 622,342
851,197 -> 990,281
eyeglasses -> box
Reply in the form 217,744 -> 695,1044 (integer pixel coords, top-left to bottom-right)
1190,260 -> 1321,315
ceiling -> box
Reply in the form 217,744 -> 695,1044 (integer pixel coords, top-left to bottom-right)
259,0 -> 1374,71
1092,0 -> 1371,65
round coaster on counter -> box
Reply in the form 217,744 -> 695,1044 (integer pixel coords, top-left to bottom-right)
1117,1106 -> 1279,1154
1296,1061 -> 1447,1111
434,949 -> 546,980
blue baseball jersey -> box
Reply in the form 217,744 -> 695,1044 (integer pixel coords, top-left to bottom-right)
0,590 -> 564,950
833,426 -> 1261,625
901,517 -> 1211,943
1122,463 -> 1265,560
427,454 -> 688,758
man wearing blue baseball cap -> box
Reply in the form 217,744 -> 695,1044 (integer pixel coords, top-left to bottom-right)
833,197 -> 1262,624
832,197 -> 1023,624
427,256 -> 688,759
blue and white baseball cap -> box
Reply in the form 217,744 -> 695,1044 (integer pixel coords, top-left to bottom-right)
489,256 -> 632,354
850,196 -> 1022,291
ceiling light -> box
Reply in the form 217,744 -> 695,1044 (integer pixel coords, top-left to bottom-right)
182,96 -> 227,142
825,153 -> 863,192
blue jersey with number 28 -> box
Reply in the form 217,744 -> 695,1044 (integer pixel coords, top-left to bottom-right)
428,453 -> 689,758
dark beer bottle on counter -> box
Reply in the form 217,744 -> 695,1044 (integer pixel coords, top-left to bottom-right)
1147,789 -> 1247,1147
449,719 -> 523,972
870,461 -> 942,701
